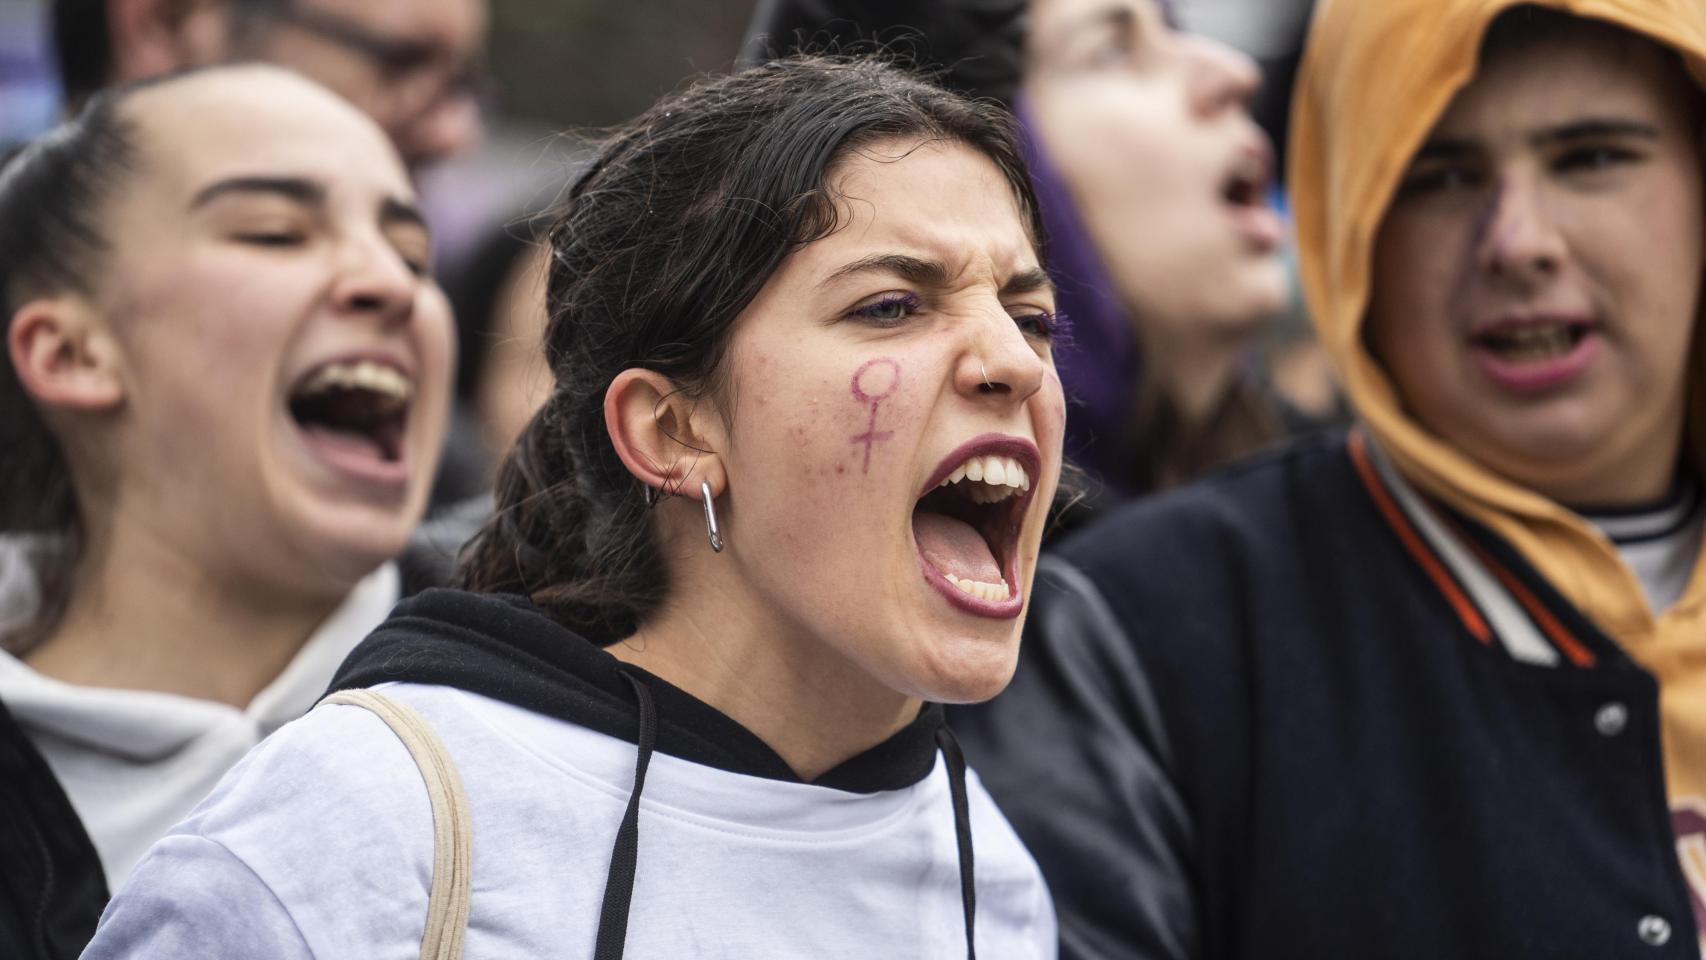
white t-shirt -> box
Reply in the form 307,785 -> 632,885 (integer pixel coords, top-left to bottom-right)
85,681 -> 1059,958
0,562 -> 399,888
1581,484 -> 1705,615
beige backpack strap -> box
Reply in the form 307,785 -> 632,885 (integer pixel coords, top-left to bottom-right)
320,689 -> 473,960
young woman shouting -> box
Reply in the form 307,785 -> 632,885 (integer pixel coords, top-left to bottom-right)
87,55 -> 1066,958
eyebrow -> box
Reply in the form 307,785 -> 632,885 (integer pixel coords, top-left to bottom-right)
1072,5 -> 1136,38
1529,117 -> 1661,147
190,175 -> 324,210
1054,5 -> 1137,53
824,254 -> 951,288
1001,267 -> 1055,299
822,254 -> 1054,298
1414,117 -> 1663,160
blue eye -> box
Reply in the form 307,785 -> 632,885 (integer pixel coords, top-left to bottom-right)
849,292 -> 922,327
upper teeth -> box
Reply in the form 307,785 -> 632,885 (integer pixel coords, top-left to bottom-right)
939,454 -> 1030,503
298,360 -> 412,406
1481,324 -> 1580,361
1491,326 -> 1571,347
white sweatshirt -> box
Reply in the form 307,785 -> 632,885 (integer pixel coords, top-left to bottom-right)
0,562 -> 398,888
85,680 -> 1059,958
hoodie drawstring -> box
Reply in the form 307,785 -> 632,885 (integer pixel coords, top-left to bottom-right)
593,672 -> 977,959
594,668 -> 656,960
936,726 -> 978,959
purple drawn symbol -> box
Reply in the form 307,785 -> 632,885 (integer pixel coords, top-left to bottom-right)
850,357 -> 900,473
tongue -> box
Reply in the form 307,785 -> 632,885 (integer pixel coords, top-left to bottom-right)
914,510 -> 1002,583
299,423 -> 390,466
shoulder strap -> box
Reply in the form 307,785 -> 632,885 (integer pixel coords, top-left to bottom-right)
319,689 -> 472,960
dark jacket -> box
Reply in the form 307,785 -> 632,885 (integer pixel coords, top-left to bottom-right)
0,697 -> 105,960
954,433 -> 1702,959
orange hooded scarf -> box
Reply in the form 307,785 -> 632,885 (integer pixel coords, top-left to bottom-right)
1290,0 -> 1706,807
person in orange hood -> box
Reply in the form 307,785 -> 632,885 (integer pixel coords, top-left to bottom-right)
953,1 -> 1706,956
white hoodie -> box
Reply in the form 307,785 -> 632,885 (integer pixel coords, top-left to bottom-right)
0,547 -> 397,888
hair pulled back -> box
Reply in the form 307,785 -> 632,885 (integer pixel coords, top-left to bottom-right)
456,54 -> 1043,643
0,92 -> 137,651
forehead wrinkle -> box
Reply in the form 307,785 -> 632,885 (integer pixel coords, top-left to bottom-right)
815,144 -> 1042,293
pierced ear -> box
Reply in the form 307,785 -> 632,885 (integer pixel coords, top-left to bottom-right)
108,0 -> 230,82
604,368 -> 727,500
8,297 -> 126,413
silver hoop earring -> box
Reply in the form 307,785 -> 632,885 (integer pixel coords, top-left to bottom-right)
642,483 -> 660,509
700,481 -> 724,553
979,361 -> 994,392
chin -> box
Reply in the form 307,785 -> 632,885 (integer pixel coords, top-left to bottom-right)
1223,261 -> 1290,329
290,506 -> 415,586
1168,266 -> 1287,341
909,632 -> 1022,705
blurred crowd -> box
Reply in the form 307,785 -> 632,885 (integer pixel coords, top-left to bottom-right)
3,0 -> 1706,957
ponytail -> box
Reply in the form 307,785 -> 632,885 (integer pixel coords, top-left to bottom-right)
0,92 -> 136,651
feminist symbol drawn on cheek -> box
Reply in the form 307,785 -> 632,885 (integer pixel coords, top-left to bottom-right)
849,357 -> 901,474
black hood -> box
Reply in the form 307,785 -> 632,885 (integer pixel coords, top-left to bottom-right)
738,0 -> 1027,105
329,588 -> 947,793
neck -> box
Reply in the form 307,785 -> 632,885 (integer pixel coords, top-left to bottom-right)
24,511 -> 345,708
1143,325 -> 1247,428
1528,429 -> 1685,510
611,588 -> 920,782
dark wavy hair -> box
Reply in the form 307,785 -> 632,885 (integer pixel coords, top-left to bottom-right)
455,55 -> 1044,643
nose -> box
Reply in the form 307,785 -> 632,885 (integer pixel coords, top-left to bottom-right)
1475,174 -> 1566,289
331,232 -> 419,326
960,307 -> 1046,404
1182,34 -> 1260,117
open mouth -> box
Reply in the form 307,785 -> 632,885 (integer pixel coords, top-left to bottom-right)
912,440 -> 1038,615
1218,144 -> 1283,251
287,358 -> 413,482
1471,320 -> 1596,364
1221,151 -> 1269,210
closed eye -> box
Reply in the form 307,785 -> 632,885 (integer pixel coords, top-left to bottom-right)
234,231 -> 305,247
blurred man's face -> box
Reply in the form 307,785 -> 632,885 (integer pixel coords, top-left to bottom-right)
1367,23 -> 1706,506
235,0 -> 489,171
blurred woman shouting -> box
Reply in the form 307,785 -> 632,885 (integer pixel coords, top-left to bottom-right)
0,65 -> 454,957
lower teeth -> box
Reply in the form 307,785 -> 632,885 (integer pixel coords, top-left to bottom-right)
945,573 -> 1010,601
